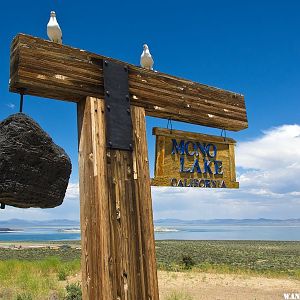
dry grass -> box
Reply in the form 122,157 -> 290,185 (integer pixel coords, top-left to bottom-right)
0,257 -> 80,300
164,291 -> 194,300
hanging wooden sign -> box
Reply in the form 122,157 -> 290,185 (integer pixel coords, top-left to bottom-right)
152,127 -> 239,188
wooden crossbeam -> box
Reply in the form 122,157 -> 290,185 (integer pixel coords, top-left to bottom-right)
10,34 -> 248,131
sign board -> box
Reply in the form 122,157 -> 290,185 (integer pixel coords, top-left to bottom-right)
152,128 -> 239,188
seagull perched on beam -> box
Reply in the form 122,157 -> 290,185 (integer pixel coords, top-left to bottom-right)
140,44 -> 154,70
47,11 -> 62,44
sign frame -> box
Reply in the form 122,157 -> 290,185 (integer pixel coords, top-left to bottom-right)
152,127 -> 239,188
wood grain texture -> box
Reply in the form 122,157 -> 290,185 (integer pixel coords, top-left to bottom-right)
107,149 -> 142,300
131,106 -> 159,300
104,112 -> 159,299
152,127 -> 239,189
152,177 -> 239,189
154,136 -> 166,177
10,34 -> 248,131
152,128 -> 237,144
77,97 -> 113,299
78,98 -> 159,299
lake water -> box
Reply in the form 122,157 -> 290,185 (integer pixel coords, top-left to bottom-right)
1,225 -> 300,242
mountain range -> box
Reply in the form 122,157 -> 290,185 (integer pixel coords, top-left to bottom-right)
155,218 -> 300,226
0,219 -> 80,227
1,218 -> 300,227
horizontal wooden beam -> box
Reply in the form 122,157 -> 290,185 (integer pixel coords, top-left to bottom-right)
10,34 -> 248,131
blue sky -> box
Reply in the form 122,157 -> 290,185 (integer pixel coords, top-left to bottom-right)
1,0 -> 300,220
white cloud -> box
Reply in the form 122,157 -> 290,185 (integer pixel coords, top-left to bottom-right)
6,103 -> 16,109
152,125 -> 300,220
237,125 -> 300,197
65,182 -> 79,199
0,182 -> 80,221
236,124 -> 300,170
1,206 -> 54,220
2,125 -> 300,221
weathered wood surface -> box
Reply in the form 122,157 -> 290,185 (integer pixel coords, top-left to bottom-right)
78,97 -> 113,299
153,127 -> 237,144
10,34 -> 248,131
152,127 -> 239,188
131,106 -> 159,299
78,97 -> 158,300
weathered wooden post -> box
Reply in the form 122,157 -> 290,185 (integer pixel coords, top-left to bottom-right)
9,34 -> 248,299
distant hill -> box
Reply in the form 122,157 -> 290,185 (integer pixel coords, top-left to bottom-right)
0,219 -> 80,228
1,218 -> 300,228
154,218 -> 300,226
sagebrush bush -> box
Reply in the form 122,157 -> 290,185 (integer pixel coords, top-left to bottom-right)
16,293 -> 33,300
58,269 -> 68,281
182,255 -> 195,269
65,282 -> 82,300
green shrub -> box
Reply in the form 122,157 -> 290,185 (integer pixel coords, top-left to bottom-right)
182,255 -> 195,269
58,269 -> 68,281
65,282 -> 82,300
16,293 -> 33,300
60,245 -> 72,250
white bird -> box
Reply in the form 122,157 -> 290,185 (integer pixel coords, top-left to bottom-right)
47,11 -> 62,44
140,44 -> 154,70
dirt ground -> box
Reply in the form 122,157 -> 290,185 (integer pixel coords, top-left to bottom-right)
158,271 -> 300,300
67,271 -> 299,300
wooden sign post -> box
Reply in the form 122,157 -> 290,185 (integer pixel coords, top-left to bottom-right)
9,34 -> 248,300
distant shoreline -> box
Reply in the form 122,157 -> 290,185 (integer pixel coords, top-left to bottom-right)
1,218 -> 300,228
1,239 -> 300,249
1,223 -> 300,241
0,228 -> 23,233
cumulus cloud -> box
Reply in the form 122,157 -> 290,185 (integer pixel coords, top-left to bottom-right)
237,125 -> 300,197
237,125 -> 300,170
2,125 -> 300,221
0,182 -> 80,221
65,182 -> 79,200
152,125 -> 300,220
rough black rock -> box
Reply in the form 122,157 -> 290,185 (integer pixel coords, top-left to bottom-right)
0,113 -> 72,208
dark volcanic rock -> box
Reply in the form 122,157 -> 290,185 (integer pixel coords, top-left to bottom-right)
0,113 -> 72,208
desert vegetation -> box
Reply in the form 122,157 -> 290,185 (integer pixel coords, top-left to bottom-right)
0,240 -> 299,299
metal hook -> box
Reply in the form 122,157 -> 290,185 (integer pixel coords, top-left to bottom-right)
221,128 -> 227,141
167,118 -> 173,133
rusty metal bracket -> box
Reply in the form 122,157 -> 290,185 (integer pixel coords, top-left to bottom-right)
103,60 -> 132,151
